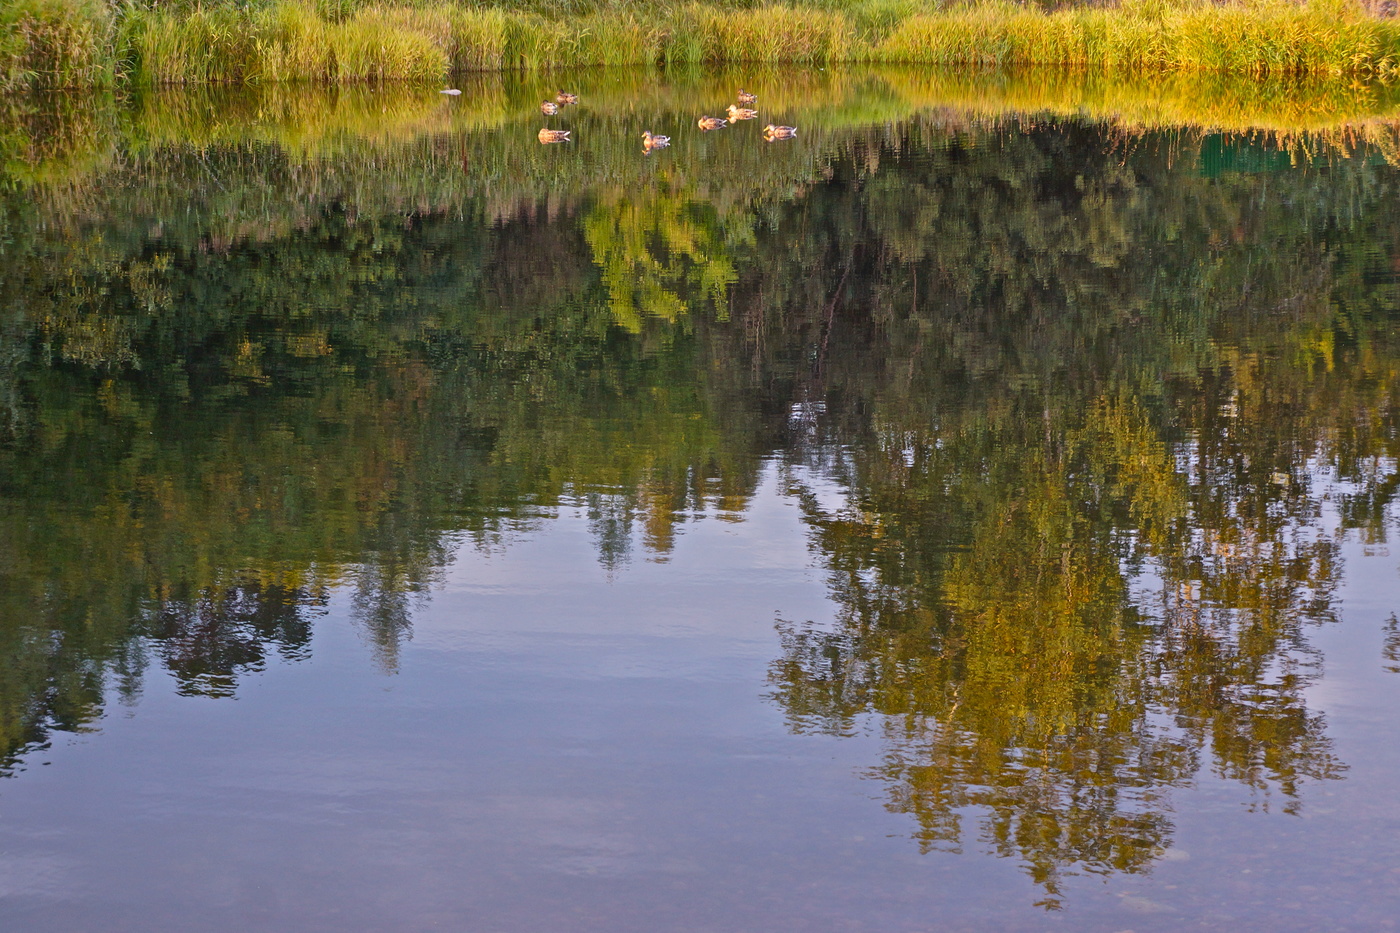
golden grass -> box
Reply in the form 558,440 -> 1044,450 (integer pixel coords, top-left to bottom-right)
878,0 -> 1400,76
1,0 -> 112,90
9,0 -> 1400,89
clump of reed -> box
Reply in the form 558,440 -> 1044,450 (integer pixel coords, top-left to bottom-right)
503,11 -> 664,68
117,2 -> 506,84
668,4 -> 855,65
118,4 -> 260,84
1,0 -> 112,90
329,8 -> 448,82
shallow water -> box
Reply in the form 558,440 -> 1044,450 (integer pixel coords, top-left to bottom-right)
1,68 -> 1399,931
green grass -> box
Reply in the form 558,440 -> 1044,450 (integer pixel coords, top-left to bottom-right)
5,0 -> 1400,89
1,0 -> 112,90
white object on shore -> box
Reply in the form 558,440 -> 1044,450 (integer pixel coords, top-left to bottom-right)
440,89 -> 462,96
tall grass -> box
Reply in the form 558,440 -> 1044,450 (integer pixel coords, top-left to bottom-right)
670,4 -> 854,65
7,0 -> 1400,88
878,0 -> 1400,76
1,0 -> 112,90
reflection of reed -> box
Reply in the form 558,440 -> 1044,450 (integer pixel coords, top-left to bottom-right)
12,66 -> 1400,205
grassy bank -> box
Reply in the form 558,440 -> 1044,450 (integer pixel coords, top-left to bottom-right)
5,0 -> 1400,90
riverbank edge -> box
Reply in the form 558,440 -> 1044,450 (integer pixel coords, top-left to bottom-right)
5,0 -> 1400,90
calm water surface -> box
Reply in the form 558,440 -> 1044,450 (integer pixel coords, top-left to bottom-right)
2,68 -> 1399,931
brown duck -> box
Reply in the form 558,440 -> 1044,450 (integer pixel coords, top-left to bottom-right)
697,115 -> 728,131
556,91 -> 579,105
538,128 -> 571,143
727,104 -> 758,121
541,101 -> 559,116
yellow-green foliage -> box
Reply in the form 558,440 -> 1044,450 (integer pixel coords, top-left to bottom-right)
446,8 -> 509,71
878,0 -> 1400,76
122,5 -> 260,84
503,11 -> 663,68
254,2 -> 335,83
0,0 -> 111,90
11,0 -> 1400,87
330,8 -> 448,82
677,4 -> 855,65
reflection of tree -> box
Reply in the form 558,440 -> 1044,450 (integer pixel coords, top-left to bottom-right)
1385,615 -> 1400,674
1,101 -> 1399,905
148,583 -> 322,698
583,185 -> 746,333
750,121 -> 1399,902
772,388 -> 1351,903
349,561 -> 428,675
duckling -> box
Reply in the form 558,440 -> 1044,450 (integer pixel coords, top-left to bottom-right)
538,128 -> 571,144
763,124 -> 797,140
556,91 -> 579,105
541,101 -> 559,116
697,115 -> 728,131
641,131 -> 671,152
737,89 -> 757,105
727,104 -> 758,121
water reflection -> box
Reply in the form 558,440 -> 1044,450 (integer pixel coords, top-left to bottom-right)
1,69 -> 1399,909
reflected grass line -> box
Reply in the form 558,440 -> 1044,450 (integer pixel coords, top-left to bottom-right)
880,67 -> 1400,134
7,66 -> 1400,173
7,66 -> 1400,245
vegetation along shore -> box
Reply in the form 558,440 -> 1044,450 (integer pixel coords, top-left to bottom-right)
6,0 -> 1400,90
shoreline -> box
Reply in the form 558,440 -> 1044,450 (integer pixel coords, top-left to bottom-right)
5,0 -> 1400,91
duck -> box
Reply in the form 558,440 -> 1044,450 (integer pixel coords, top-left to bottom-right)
641,131 -> 671,152
538,128 -> 571,143
697,115 -> 728,131
556,91 -> 579,105
541,101 -> 559,116
763,124 -> 797,140
727,104 -> 758,121
737,89 -> 757,105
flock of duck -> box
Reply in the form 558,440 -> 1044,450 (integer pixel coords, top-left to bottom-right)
521,88 -> 796,150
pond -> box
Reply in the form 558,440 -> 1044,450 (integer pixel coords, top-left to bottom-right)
1,66 -> 1399,932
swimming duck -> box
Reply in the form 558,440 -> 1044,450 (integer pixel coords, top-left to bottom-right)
541,101 -> 559,116
763,124 -> 797,140
697,115 -> 728,131
556,91 -> 578,105
737,89 -> 757,105
727,104 -> 758,121
538,128 -> 571,143
641,131 -> 672,151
